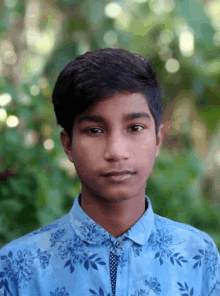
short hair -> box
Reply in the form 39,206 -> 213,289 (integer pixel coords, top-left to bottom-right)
52,48 -> 163,144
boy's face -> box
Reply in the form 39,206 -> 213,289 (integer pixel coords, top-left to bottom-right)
60,92 -> 164,204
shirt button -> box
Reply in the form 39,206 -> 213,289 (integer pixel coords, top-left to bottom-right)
116,241 -> 122,248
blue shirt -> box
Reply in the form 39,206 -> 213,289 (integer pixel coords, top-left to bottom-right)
1,193 -> 220,296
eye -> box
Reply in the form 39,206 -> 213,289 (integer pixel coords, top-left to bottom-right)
84,125 -> 145,134
129,125 -> 145,132
86,128 -> 103,134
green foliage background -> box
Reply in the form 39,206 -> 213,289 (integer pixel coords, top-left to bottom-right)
0,0 -> 220,251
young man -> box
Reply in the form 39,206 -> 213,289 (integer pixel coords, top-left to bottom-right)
0,48 -> 219,296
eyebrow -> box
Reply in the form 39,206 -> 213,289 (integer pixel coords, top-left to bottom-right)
78,112 -> 151,124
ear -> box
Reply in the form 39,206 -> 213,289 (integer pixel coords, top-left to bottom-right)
155,124 -> 165,158
60,130 -> 74,163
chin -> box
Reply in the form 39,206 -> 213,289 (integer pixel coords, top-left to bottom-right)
95,187 -> 140,202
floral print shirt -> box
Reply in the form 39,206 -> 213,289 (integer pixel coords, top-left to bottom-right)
0,193 -> 220,296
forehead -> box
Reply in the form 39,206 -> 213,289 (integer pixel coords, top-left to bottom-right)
76,92 -> 153,124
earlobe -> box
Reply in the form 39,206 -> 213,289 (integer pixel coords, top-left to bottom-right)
156,124 -> 165,157
159,124 -> 165,145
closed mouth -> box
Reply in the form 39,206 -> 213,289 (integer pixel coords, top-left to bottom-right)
102,171 -> 135,177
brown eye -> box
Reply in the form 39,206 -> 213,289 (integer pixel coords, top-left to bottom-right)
129,125 -> 145,132
87,128 -> 102,134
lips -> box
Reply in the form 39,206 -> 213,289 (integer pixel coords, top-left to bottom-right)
102,170 -> 135,177
103,172 -> 135,182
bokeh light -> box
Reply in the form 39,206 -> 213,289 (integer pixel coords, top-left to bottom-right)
44,139 -> 55,150
179,29 -> 194,57
30,85 -> 40,96
0,93 -> 12,107
165,58 -> 180,73
104,30 -> 118,46
0,108 -> 7,121
6,115 -> 19,128
104,2 -> 122,18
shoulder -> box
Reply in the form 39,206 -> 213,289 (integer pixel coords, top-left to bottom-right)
153,213 -> 219,252
153,214 -> 220,295
0,213 -> 69,256
0,213 -> 71,294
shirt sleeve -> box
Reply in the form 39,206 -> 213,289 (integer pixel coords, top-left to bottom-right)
0,250 -> 18,296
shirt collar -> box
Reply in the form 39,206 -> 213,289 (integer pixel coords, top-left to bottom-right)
69,193 -> 154,246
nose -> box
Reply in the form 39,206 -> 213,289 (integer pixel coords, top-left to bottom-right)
103,132 -> 130,161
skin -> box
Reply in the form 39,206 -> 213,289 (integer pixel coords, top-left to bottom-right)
60,92 -> 164,238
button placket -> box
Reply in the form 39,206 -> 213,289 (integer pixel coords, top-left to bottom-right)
109,251 -> 119,296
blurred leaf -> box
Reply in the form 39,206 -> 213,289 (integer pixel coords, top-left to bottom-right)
0,0 -> 220,253
0,199 -> 24,212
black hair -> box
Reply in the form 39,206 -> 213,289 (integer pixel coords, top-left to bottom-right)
52,48 -> 163,144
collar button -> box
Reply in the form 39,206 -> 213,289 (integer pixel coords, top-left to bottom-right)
116,241 -> 122,248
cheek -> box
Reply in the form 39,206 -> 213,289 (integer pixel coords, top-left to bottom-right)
142,133 -> 156,146
70,142 -> 84,168
138,143 -> 157,171
71,141 -> 98,172
139,136 -> 157,157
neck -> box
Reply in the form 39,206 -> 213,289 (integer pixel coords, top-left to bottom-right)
78,190 -> 147,238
